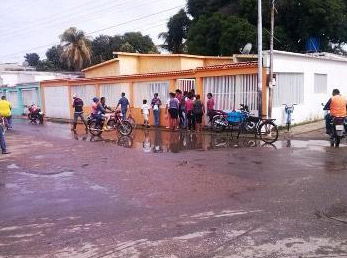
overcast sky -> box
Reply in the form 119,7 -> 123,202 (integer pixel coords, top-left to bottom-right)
0,0 -> 187,64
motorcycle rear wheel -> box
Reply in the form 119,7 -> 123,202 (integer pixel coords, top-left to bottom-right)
211,116 -> 227,133
89,121 -> 102,136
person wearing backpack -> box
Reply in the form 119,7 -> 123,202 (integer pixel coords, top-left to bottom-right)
193,94 -> 205,133
72,94 -> 88,133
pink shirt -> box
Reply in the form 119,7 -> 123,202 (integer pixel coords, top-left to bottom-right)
91,102 -> 98,114
207,98 -> 215,111
186,99 -> 193,111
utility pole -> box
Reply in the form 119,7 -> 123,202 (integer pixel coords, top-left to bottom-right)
268,0 -> 275,118
257,0 -> 263,117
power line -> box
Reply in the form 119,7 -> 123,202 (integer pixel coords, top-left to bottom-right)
1,0 -> 157,39
87,5 -> 184,36
0,4 -> 184,60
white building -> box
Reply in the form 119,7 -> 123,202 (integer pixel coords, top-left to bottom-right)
262,51 -> 347,126
0,63 -> 82,87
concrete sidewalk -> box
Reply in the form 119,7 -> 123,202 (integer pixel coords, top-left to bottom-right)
282,120 -> 325,135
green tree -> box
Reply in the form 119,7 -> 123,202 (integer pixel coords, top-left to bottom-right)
24,53 -> 40,67
45,45 -> 66,70
91,35 -> 123,65
187,13 -> 224,56
60,27 -> 91,71
122,32 -> 158,53
159,9 -> 191,53
184,0 -> 347,54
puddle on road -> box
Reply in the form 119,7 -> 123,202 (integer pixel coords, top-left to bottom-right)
72,128 -> 347,154
13,119 -> 346,154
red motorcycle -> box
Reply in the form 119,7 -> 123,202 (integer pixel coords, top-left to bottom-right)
26,104 -> 44,124
87,110 -> 133,136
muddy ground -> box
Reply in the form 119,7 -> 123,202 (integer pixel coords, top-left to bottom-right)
0,119 -> 347,258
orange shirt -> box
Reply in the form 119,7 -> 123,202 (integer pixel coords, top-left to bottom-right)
330,95 -> 347,117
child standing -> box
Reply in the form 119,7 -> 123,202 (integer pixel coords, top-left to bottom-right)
141,99 -> 151,128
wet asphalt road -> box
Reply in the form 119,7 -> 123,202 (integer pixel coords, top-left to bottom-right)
1,119 -> 347,257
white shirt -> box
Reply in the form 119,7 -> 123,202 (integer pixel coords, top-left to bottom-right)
142,104 -> 150,115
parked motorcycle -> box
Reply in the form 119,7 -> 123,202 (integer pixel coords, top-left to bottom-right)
88,110 -> 133,136
25,104 -> 44,124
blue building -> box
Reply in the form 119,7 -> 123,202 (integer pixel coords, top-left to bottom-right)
0,82 -> 41,116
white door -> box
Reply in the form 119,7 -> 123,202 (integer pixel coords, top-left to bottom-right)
44,86 -> 70,119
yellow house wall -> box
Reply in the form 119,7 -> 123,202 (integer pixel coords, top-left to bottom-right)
139,56 -> 182,74
204,58 -> 234,66
180,57 -> 204,70
84,62 -> 120,78
119,55 -> 139,75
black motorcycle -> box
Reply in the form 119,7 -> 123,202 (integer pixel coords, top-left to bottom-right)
328,116 -> 346,147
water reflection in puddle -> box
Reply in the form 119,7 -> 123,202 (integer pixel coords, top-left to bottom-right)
72,128 -> 282,153
16,119 -> 345,154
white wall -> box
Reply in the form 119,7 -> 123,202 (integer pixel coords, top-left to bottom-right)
0,71 -> 79,86
265,52 -> 347,126
44,86 -> 70,119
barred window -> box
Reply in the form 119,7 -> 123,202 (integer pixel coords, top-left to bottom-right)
203,74 -> 258,112
133,81 -> 170,108
100,83 -> 130,107
71,85 -> 96,105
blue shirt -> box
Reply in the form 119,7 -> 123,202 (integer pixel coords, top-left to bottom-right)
118,97 -> 129,111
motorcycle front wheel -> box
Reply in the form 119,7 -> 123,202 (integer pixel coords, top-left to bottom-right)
117,120 -> 133,136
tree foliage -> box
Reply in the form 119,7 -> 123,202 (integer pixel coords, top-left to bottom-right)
24,53 -> 40,67
159,9 -> 190,53
180,0 -> 347,55
122,32 -> 158,54
60,27 -> 92,71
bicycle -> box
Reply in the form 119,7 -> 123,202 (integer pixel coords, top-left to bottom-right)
282,103 -> 297,131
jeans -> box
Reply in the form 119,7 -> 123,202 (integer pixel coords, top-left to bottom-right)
73,112 -> 87,129
4,116 -> 12,128
0,124 -> 6,153
153,109 -> 160,126
122,109 -> 127,120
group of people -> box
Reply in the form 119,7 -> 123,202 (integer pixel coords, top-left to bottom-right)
72,92 -> 131,132
139,89 -> 215,131
72,89 -> 215,132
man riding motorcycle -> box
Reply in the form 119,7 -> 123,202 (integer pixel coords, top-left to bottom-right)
100,97 -> 114,130
91,97 -> 106,129
323,89 -> 347,135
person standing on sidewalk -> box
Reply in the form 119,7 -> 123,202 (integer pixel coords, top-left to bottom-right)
0,115 -> 10,154
71,94 -> 88,133
116,92 -> 130,120
151,93 -> 162,127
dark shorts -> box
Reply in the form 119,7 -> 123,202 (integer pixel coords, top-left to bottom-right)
195,113 -> 203,124
168,108 -> 178,119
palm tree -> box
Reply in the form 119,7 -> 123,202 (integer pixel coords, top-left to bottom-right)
60,27 -> 91,71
